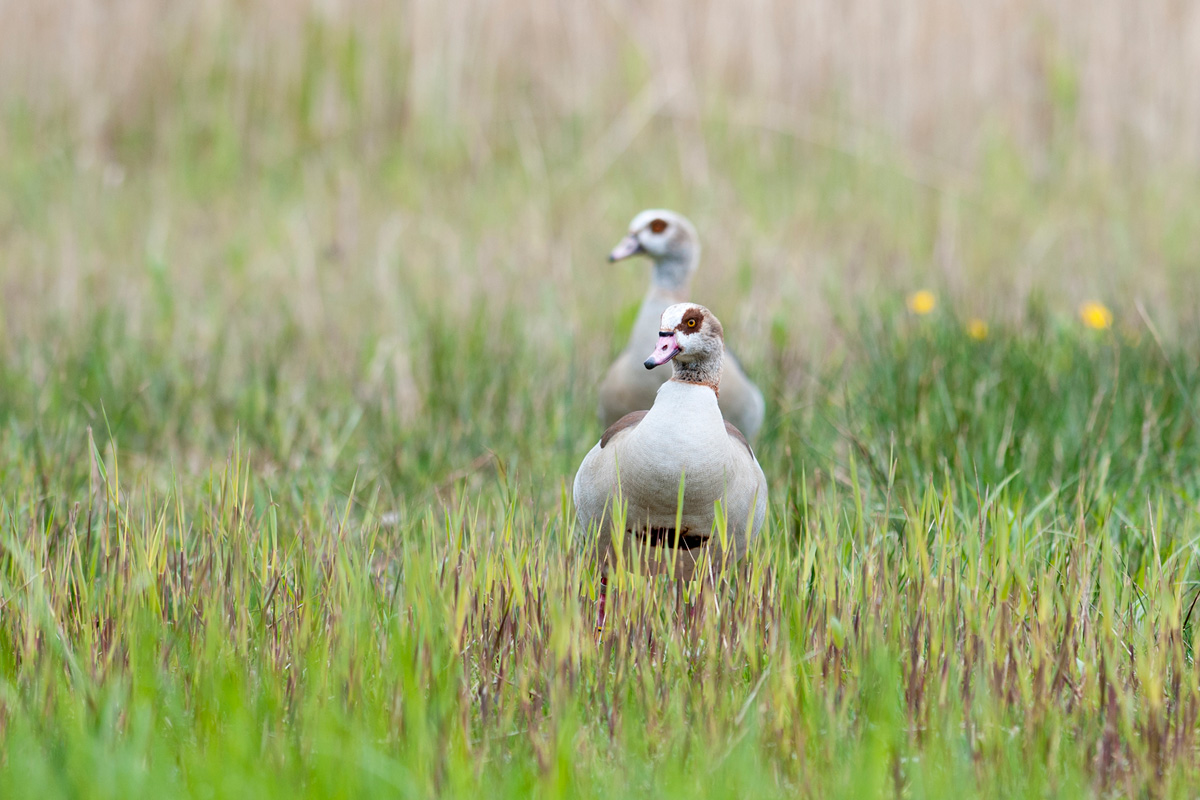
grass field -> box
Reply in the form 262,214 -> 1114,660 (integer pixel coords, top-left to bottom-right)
7,3 -> 1200,798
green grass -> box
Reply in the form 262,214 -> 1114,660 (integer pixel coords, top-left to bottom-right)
7,75 -> 1200,797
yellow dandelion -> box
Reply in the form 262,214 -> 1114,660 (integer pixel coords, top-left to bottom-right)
907,289 -> 936,315
1079,301 -> 1113,330
966,318 -> 988,340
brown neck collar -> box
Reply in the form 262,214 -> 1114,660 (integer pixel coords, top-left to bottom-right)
670,360 -> 721,396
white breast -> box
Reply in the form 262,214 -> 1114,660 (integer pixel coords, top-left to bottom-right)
574,380 -> 768,580
616,382 -> 732,509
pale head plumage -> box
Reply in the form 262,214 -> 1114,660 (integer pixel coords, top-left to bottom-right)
608,210 -> 701,292
644,302 -> 725,383
624,209 -> 699,261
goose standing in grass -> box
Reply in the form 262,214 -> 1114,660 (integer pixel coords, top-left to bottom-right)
575,303 -> 768,590
600,209 -> 765,442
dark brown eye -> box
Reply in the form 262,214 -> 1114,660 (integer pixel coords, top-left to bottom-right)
649,219 -> 668,234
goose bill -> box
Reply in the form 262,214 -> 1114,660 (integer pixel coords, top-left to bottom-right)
644,333 -> 680,368
608,234 -> 643,262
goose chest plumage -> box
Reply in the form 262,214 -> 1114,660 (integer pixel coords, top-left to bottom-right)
574,303 -> 768,581
599,209 -> 766,442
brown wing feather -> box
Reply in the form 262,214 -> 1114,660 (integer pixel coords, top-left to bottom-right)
601,410 -> 649,448
725,420 -> 754,456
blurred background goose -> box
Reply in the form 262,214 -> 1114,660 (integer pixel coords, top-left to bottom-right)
575,303 -> 768,583
599,209 -> 766,442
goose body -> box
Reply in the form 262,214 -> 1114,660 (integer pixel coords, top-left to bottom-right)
575,303 -> 768,580
600,210 -> 765,442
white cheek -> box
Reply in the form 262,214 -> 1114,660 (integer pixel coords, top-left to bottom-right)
641,233 -> 670,255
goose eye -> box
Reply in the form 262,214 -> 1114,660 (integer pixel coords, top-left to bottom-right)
649,219 -> 668,234
687,318 -> 697,328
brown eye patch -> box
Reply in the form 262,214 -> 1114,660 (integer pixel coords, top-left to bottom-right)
649,218 -> 668,234
676,308 -> 704,332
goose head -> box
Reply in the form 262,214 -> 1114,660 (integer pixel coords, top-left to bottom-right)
644,303 -> 724,377
608,210 -> 700,291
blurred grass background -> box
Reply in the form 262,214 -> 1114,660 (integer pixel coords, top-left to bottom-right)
6,2 -> 1200,797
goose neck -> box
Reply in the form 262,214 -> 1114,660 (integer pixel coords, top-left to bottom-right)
670,357 -> 722,395
650,252 -> 695,293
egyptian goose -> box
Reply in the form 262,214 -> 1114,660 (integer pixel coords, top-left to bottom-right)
599,210 -> 766,442
575,303 -> 769,583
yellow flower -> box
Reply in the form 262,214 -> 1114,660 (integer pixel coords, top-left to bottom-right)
966,318 -> 988,340
1079,301 -> 1113,330
907,290 -> 936,315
